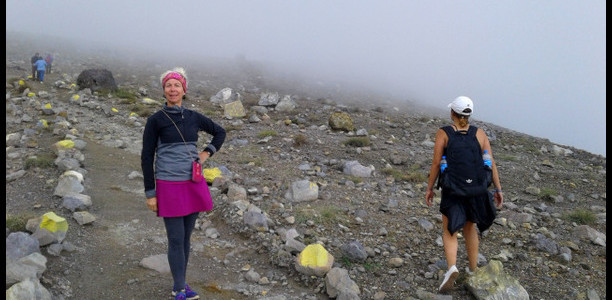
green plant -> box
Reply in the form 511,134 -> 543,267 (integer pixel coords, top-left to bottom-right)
402,171 -> 426,183
130,103 -> 154,118
257,130 -> 278,138
294,205 -> 341,225
343,137 -> 371,147
382,168 -> 426,183
6,212 -> 35,232
346,176 -> 363,184
563,208 -> 597,225
113,88 -> 138,103
319,205 -> 341,224
293,134 -> 308,147
538,187 -> 558,201
294,208 -> 318,224
24,154 -> 56,169
363,262 -> 380,271
340,255 -> 353,267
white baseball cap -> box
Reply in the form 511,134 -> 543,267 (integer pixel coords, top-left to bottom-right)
448,96 -> 473,116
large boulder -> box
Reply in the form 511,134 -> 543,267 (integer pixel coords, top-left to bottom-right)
466,260 -> 529,300
76,69 -> 118,92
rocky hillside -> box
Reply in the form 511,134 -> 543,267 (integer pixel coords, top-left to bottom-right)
6,32 -> 606,300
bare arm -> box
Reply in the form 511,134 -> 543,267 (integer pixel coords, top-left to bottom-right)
425,129 -> 447,206
477,128 -> 503,208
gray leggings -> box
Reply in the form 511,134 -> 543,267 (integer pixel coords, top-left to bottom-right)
163,212 -> 199,291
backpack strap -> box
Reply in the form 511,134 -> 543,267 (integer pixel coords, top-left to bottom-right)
440,126 -> 455,139
467,125 -> 478,137
441,125 -> 478,136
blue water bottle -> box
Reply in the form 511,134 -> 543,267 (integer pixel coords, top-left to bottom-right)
483,150 -> 492,169
440,156 -> 448,173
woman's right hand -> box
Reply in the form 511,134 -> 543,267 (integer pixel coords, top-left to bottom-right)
425,189 -> 434,207
146,197 -> 158,212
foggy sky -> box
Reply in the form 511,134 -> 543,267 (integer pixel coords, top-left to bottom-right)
6,1 -> 606,156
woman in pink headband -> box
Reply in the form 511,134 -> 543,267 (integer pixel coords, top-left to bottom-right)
142,67 -> 226,299
160,69 -> 188,107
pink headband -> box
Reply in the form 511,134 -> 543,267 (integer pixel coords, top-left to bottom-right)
162,72 -> 187,92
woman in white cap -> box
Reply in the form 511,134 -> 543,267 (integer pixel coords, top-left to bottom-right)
424,96 -> 503,293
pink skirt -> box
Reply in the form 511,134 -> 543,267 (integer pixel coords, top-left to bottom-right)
155,179 -> 213,217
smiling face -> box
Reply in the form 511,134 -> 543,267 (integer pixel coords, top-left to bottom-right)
164,78 -> 185,106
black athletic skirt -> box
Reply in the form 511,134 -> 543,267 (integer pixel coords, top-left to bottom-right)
440,190 -> 496,235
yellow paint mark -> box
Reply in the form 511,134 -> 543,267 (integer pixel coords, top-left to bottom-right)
203,168 -> 222,184
57,140 -> 75,149
39,212 -> 68,233
299,244 -> 328,267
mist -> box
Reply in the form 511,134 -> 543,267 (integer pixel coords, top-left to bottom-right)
6,1 -> 606,156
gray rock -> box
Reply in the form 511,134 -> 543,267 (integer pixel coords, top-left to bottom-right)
340,241 -> 368,263
243,211 -> 269,232
573,225 -> 606,247
139,254 -> 170,273
533,233 -> 559,255
343,160 -> 373,178
73,211 -> 96,225
258,92 -> 280,106
6,170 -> 27,182
284,180 -> 319,202
325,267 -> 360,299
6,252 -> 47,286
53,175 -> 84,197
6,279 -> 52,300
6,232 -> 41,260
62,194 -> 92,212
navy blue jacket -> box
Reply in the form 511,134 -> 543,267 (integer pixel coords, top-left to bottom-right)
141,104 -> 226,198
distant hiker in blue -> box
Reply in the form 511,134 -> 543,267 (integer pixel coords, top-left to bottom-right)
33,57 -> 47,83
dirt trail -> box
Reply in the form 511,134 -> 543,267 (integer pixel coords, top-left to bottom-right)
45,138 -> 252,299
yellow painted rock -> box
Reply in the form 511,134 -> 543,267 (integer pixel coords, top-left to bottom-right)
27,92 -> 36,97
54,140 -> 75,151
19,79 -> 25,86
72,94 -> 80,101
44,103 -> 52,109
129,112 -> 139,117
111,108 -> 118,112
295,244 -> 334,276
203,168 -> 222,184
39,212 -> 68,233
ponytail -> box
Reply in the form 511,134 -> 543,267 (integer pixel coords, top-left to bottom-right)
451,110 -> 470,127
